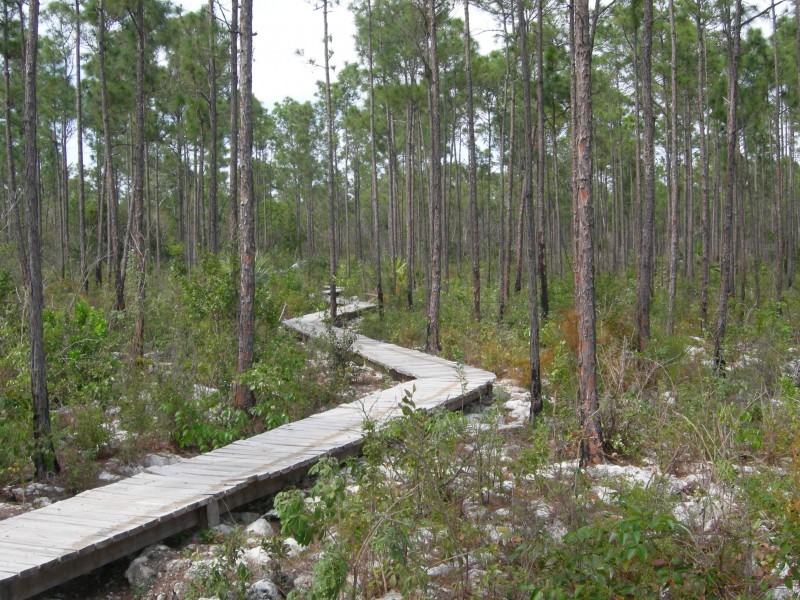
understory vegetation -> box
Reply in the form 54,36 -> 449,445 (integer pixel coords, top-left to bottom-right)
2,250 -> 799,596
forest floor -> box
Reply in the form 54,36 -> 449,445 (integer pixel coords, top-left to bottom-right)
16,323 -> 800,599
2,263 -> 800,598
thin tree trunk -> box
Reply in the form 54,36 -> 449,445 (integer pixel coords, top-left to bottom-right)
99,0 -> 124,311
155,145 -> 161,272
713,0 -> 742,371
518,0 -> 542,419
24,0 -> 60,479
573,0 -> 603,465
425,0 -> 442,354
367,0 -> 383,317
130,0 -> 147,361
229,0 -> 239,250
698,0 -> 711,325
75,0 -> 87,292
207,0 -> 218,254
536,0 -> 548,319
324,0 -> 337,319
234,0 -> 255,409
772,0 -> 784,305
683,92 -> 693,280
666,0 -> 679,335
637,0 -> 655,351
464,0 -> 480,322
406,99 -> 415,308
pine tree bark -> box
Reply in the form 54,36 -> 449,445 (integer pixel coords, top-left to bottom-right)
405,99 -> 415,308
24,0 -> 60,479
324,0 -> 337,320
636,0 -> 655,351
425,0 -> 442,354
573,0 -> 603,465
131,0 -> 146,361
518,0 -> 542,419
234,0 -> 255,409
713,0 -> 742,371
367,0 -> 383,317
98,0 -> 124,311
536,0 -> 549,319
207,0 -> 218,254
666,0 -> 679,335
697,0 -> 711,324
75,0 -> 87,293
229,0 -> 239,249
464,0 -> 480,322
772,0 -> 783,305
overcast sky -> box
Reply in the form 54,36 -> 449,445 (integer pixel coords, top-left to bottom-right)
174,0 -> 499,109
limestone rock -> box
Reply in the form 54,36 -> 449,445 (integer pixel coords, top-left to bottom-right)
246,578 -> 280,600
245,518 -> 275,538
125,555 -> 156,589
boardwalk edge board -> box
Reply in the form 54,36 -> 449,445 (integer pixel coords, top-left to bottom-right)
0,300 -> 495,600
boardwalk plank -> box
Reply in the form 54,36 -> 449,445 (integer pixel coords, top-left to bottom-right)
0,300 -> 495,600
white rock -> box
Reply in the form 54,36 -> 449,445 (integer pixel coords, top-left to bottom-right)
186,558 -> 221,579
125,556 -> 156,589
592,485 -> 617,503
546,520 -> 568,541
173,581 -> 189,597
141,453 -> 182,468
33,497 -> 51,508
98,470 -> 120,482
529,501 -> 551,520
211,523 -> 235,535
376,592 -> 403,600
193,384 -> 219,399
283,537 -> 305,557
246,579 -> 280,600
245,518 -> 275,538
242,546 -> 272,568
426,562 -> 455,577
293,573 -> 313,590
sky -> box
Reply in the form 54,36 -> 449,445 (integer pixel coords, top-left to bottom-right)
174,0 -> 500,109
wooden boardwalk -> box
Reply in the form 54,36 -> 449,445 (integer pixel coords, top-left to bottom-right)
0,302 -> 495,600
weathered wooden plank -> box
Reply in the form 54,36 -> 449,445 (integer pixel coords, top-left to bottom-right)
0,300 -> 495,600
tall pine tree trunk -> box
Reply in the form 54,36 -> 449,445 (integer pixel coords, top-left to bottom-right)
713,0 -> 742,371
772,0 -> 783,305
367,0 -> 383,317
518,0 -> 542,419
536,0 -> 549,319
697,0 -> 711,324
229,0 -> 239,250
425,0 -> 443,354
131,0 -> 146,360
464,0 -> 480,322
24,0 -> 60,479
98,0 -> 124,311
636,0 -> 655,351
207,0 -> 218,254
573,0 -> 603,465
234,0 -> 255,409
75,0 -> 87,293
324,0 -> 337,319
666,0 -> 679,335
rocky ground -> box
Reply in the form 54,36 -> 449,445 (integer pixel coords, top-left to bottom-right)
8,338 -> 800,599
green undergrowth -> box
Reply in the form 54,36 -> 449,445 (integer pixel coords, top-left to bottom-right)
0,253 -> 358,490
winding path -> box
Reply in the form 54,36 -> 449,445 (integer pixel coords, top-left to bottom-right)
0,301 -> 495,600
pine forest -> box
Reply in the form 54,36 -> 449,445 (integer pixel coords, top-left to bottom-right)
1,0 -> 800,597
